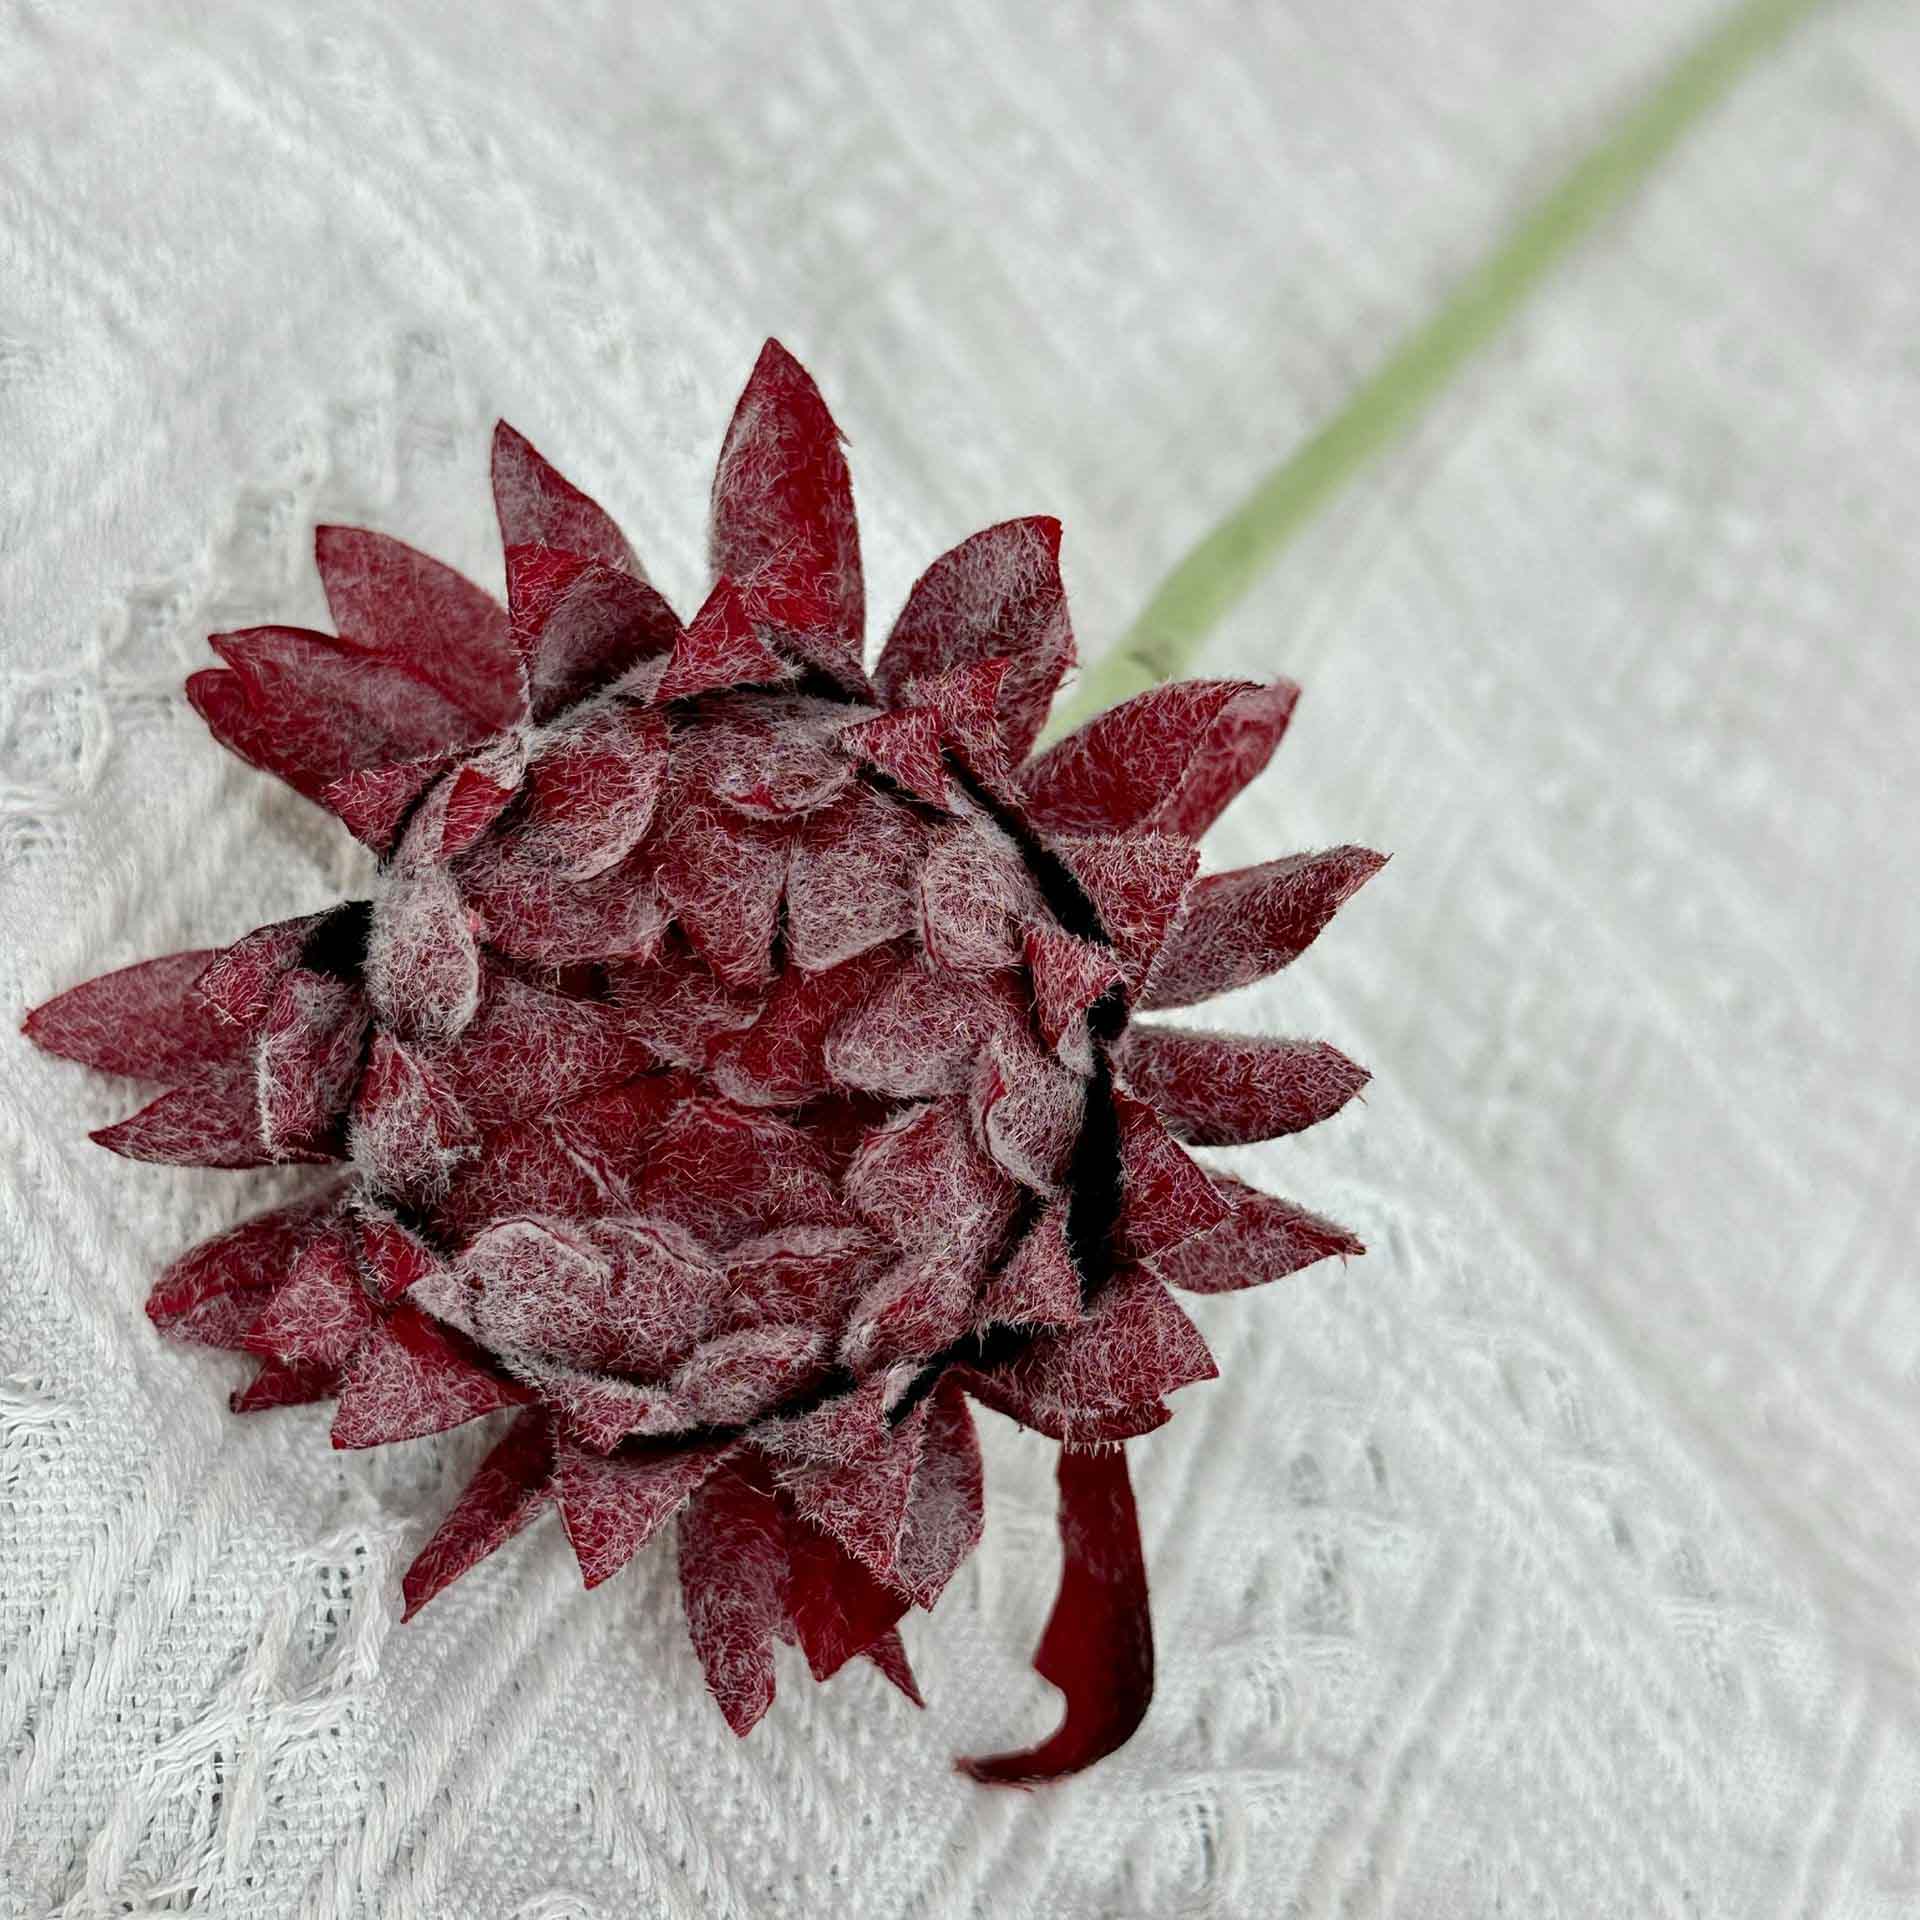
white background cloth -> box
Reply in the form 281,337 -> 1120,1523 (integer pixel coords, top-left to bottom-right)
4,2 -> 1919,1914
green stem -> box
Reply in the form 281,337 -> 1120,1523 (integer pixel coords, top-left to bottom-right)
1050,0 -> 1830,737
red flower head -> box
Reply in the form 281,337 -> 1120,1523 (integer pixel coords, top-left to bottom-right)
25,342 -> 1382,1783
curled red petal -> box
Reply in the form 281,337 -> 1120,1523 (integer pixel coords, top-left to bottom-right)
324,756 -> 446,854
522,704 -> 669,881
784,1498 -> 910,1682
147,1190 -> 349,1349
709,340 -> 865,695
875,518 -> 1072,763
492,421 -> 641,575
243,1231 -> 376,1370
1150,1174 -> 1363,1293
894,1378 -> 985,1608
1020,679 -> 1257,836
965,1267 -> 1214,1443
837,707 -> 951,810
91,1064 -> 275,1169
508,548 -> 682,721
555,1436 -> 727,1589
709,943 -> 901,1108
349,1032 -> 476,1203
1053,835 -> 1198,985
195,913 -> 326,1027
786,789 -> 926,975
255,970 -> 367,1160
315,525 -> 522,733
1141,847 -> 1388,1011
1118,1027 -> 1370,1147
1152,678 -> 1300,840
958,1442 -> 1153,1785
330,1304 -> 529,1450
1112,1085 -> 1234,1260
652,798 -> 787,992
401,1408 -> 556,1619
678,1456 -> 790,1735
24,949 -> 237,1081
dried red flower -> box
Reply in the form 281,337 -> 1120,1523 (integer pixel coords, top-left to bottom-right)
24,342 -> 1382,1783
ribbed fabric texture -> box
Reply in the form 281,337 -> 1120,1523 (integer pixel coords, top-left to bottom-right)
3,2 -> 1918,1914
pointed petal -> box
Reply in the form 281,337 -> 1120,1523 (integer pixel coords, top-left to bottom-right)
719,1225 -> 889,1337
331,1304 -> 529,1449
824,958 -> 1027,1099
841,1255 -> 979,1374
92,1064 -> 274,1169
195,912 -> 331,1026
784,1501 -> 910,1681
491,422 -> 640,575
435,974 -> 658,1134
243,1231 -> 377,1370
894,1379 -> 984,1608
671,1324 -> 833,1427
1150,1174 -> 1363,1293
1023,929 -> 1124,1074
678,1457 -> 789,1735
916,810 -> 1048,972
607,937 -> 762,1068
190,622 -> 485,815
1054,835 -> 1198,985
837,707 -> 951,809
522,704 -> 669,880
709,340 -> 863,690
635,1100 -> 846,1247
1021,679 -> 1258,836
977,1204 -> 1085,1333
786,789 -> 926,975
653,578 -> 795,703
323,756 -> 445,854
959,1442 -> 1153,1783
900,658 -> 1017,793
555,1437 -> 727,1588
507,547 -> 681,721
1153,678 -> 1300,839
844,1096 -> 1021,1260
355,1210 -> 443,1302
349,1031 -> 476,1202
1112,1086 -> 1234,1259
1118,1028 -> 1369,1147
652,798 -> 787,992
964,1268 -> 1214,1445
863,1628 -> 924,1705
401,1408 -> 555,1618
467,845 -> 669,969
875,518 -> 1072,762
255,970 -> 368,1159
969,1033 -> 1085,1195
231,1356 -> 340,1415
709,943 -> 900,1107
431,1072 -> 695,1241
1142,847 -> 1388,1010
211,624 -> 486,761
316,525 -> 522,732
777,1403 -> 926,1581
364,865 -> 480,1046
24,949 -> 238,1081
147,1191 -> 348,1349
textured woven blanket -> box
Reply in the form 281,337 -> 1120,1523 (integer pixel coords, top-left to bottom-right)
4,2 -> 1918,1914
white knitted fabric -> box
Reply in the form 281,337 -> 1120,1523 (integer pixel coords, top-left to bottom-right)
5,3 -> 1920,1915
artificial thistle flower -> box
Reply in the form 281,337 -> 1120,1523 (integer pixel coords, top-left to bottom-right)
24,341 -> 1382,1783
